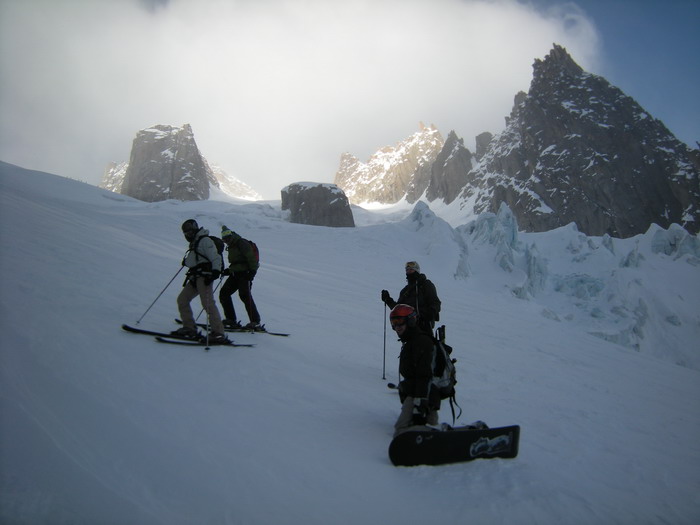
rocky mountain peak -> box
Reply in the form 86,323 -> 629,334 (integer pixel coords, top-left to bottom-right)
533,43 -> 584,80
425,45 -> 699,237
119,124 -> 213,202
102,124 -> 260,202
334,123 -> 444,204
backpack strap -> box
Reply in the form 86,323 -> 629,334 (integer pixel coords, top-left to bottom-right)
447,394 -> 462,425
433,325 -> 462,425
192,235 -> 215,264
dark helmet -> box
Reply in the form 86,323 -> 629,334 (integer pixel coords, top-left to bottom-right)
389,304 -> 417,329
181,219 -> 199,232
181,219 -> 199,241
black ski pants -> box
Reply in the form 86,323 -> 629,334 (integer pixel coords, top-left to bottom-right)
219,273 -> 260,324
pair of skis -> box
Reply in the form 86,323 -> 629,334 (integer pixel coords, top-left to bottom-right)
175,319 -> 290,337
121,324 -> 254,348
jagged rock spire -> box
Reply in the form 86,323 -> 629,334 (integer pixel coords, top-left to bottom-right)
120,124 -> 213,202
460,44 -> 700,236
334,124 -> 444,204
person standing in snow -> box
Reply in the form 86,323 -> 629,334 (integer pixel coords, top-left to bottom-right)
171,219 -> 227,343
381,261 -> 441,332
389,304 -> 440,436
218,225 -> 262,331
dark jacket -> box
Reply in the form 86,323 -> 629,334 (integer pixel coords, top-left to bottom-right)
397,326 -> 439,409
387,273 -> 441,325
225,233 -> 259,275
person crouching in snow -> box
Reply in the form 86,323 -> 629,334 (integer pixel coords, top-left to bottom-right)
390,304 -> 440,437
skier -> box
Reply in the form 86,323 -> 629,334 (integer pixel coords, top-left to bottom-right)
389,304 -> 440,437
171,219 -> 227,343
219,225 -> 262,330
381,261 -> 441,332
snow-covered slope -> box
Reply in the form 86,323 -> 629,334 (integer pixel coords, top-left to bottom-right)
1,161 -> 699,524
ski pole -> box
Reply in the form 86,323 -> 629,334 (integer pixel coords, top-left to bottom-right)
137,266 -> 184,324
382,303 -> 387,380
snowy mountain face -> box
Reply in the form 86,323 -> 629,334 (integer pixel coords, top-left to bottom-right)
100,161 -> 128,193
208,164 -> 262,201
101,124 -> 260,202
334,122 -> 444,204
336,45 -> 699,238
1,161 -> 699,524
459,44 -> 700,237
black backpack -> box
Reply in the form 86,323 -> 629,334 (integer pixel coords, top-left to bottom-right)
208,236 -> 225,257
431,325 -> 462,423
193,235 -> 225,267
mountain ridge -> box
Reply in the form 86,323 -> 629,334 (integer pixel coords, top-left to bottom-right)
336,44 -> 700,238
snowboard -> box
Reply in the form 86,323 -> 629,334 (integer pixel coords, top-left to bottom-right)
389,424 -> 520,466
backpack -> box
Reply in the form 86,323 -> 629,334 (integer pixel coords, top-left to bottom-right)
208,236 -> 225,256
431,325 -> 462,423
240,238 -> 260,264
193,235 -> 225,268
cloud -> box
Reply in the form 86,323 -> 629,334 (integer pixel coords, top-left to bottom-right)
0,0 -> 601,199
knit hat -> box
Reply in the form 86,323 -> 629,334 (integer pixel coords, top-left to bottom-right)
405,261 -> 420,273
221,225 -> 234,239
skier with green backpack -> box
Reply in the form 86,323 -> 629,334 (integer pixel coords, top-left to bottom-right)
219,225 -> 262,331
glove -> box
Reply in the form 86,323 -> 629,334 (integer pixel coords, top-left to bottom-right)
222,268 -> 231,277
411,398 -> 429,426
381,289 -> 391,303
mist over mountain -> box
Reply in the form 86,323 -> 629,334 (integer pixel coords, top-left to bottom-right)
336,45 -> 700,238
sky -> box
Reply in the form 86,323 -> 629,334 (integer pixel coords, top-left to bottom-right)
1,0 -> 698,200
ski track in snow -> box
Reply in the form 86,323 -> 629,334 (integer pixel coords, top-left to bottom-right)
1,162 -> 699,524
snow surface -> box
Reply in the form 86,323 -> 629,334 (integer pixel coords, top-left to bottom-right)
1,161 -> 699,524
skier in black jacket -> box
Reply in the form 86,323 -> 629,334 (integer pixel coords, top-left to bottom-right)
381,261 -> 441,332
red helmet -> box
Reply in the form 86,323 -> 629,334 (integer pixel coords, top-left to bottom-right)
390,304 -> 417,328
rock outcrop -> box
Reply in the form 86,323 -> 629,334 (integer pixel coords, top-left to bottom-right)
281,182 -> 355,227
119,124 -> 213,202
102,124 -> 261,201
